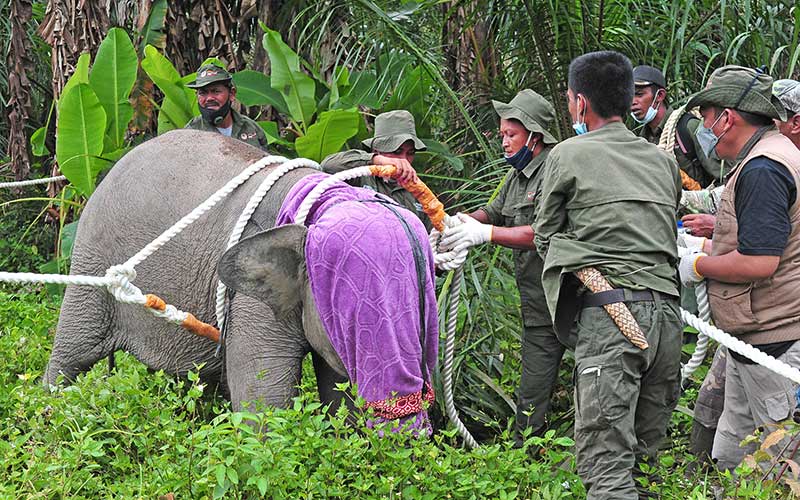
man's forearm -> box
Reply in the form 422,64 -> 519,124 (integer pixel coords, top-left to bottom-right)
696,250 -> 780,283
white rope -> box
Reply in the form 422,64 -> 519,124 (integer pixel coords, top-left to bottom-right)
682,306 -> 800,385
214,158 -> 319,330
294,166 -> 373,226
123,155 -> 288,269
0,156 -> 293,333
0,175 -> 67,188
680,282 -> 712,382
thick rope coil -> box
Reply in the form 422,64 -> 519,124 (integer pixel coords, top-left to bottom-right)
215,158 -> 320,330
0,175 -> 67,188
657,104 -> 703,190
441,266 -> 479,449
123,155 -> 288,269
680,282 -> 712,382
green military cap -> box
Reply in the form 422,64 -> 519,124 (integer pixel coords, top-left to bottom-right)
492,89 -> 558,144
362,110 -> 427,152
633,65 -> 667,89
774,79 -> 800,116
186,63 -> 233,89
686,65 -> 787,121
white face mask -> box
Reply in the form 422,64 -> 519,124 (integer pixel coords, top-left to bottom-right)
631,90 -> 663,125
694,111 -> 729,159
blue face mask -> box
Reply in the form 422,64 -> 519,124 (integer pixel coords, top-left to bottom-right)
504,131 -> 534,170
631,91 -> 663,125
572,95 -> 588,135
695,111 -> 728,159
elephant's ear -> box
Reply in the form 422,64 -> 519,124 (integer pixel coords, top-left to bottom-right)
218,224 -> 307,316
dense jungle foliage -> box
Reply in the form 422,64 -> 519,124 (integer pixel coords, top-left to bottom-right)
1,0 -> 800,497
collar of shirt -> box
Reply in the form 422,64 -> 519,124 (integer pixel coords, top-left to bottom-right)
519,145 -> 553,179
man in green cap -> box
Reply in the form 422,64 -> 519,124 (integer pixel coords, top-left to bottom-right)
774,79 -> 800,149
686,77 -> 800,467
535,51 -> 682,499
320,110 -> 431,230
677,65 -> 800,471
632,64 -> 723,189
185,63 -> 269,151
434,89 -> 564,444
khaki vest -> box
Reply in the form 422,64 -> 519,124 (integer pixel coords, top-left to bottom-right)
708,131 -> 800,345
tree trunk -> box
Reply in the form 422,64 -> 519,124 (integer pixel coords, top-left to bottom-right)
6,0 -> 35,181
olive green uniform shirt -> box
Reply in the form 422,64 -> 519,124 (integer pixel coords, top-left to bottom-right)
481,147 -> 553,327
639,107 -> 725,186
320,149 -> 432,231
185,109 -> 269,151
535,122 -> 681,325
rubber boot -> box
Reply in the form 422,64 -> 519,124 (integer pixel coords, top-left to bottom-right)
688,422 -> 716,472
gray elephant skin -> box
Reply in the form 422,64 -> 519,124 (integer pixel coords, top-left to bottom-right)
44,129 -> 389,412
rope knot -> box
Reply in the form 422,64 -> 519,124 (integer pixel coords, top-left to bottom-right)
105,265 -> 142,303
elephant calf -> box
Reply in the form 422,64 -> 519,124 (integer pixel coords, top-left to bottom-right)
46,130 -> 438,432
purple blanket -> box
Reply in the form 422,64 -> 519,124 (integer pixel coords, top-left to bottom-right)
276,173 -> 438,432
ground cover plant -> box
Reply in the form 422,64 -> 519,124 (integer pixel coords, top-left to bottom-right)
0,289 -> 797,498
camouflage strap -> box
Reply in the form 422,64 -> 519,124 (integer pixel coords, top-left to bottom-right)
575,267 -> 649,350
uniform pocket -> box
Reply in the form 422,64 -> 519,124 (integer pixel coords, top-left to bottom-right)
764,391 -> 791,422
707,282 -> 758,333
501,199 -> 536,227
575,353 -> 634,431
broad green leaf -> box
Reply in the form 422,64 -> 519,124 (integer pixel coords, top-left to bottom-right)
30,126 -> 49,156
59,221 -> 79,259
138,0 -> 168,53
262,26 -> 316,127
232,70 -> 289,113
295,108 -> 360,162
257,120 -> 290,146
339,70 -> 381,109
90,28 -> 138,151
56,84 -> 107,195
200,57 -> 226,68
142,45 -> 193,126
157,97 -> 190,134
62,52 -> 91,98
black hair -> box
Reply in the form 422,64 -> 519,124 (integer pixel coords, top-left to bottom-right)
736,109 -> 775,127
569,51 -> 634,119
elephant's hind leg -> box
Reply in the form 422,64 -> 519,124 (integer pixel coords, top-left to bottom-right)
44,284 -> 116,385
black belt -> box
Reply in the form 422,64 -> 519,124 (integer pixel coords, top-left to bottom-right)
582,289 -> 656,308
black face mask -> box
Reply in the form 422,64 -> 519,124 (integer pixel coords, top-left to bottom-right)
200,98 -> 232,126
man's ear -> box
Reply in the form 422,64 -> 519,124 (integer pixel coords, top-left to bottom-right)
790,114 -> 800,135
217,225 -> 307,317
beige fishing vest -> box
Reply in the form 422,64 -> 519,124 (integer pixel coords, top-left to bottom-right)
708,131 -> 800,345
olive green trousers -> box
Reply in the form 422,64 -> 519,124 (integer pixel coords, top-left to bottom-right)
573,296 -> 682,500
515,324 -> 566,444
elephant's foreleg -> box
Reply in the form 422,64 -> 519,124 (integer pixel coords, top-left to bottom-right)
44,285 -> 115,385
224,302 -> 308,412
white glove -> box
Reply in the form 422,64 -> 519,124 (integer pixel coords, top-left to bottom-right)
434,247 -> 469,271
677,232 -> 706,252
678,250 -> 707,287
438,213 -> 493,252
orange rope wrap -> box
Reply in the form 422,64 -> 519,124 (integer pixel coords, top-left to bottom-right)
680,169 -> 702,191
144,294 -> 167,311
182,314 -> 220,343
368,165 -> 447,231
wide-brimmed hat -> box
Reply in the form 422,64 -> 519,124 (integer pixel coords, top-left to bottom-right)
362,110 -> 426,152
633,65 -> 666,89
187,64 -> 233,89
686,65 -> 786,121
492,89 -> 558,144
774,79 -> 800,116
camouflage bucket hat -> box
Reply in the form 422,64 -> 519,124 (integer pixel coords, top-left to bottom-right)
774,79 -> 800,116
186,64 -> 233,89
686,65 -> 787,121
362,110 -> 426,152
492,89 -> 558,144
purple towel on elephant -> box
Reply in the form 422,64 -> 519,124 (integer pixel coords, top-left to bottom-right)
276,173 -> 438,433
